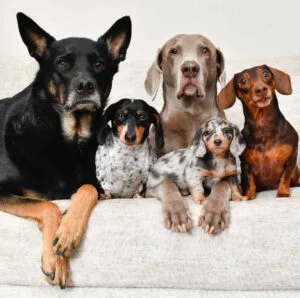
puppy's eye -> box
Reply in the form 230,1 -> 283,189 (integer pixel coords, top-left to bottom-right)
95,60 -> 104,70
57,59 -> 68,69
240,77 -> 246,84
201,47 -> 210,55
203,131 -> 211,137
263,71 -> 269,78
169,48 -> 178,55
223,128 -> 232,135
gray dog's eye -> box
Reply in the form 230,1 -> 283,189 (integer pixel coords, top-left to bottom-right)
201,47 -> 210,54
169,48 -> 178,55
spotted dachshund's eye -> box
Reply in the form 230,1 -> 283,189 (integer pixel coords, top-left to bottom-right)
95,60 -> 104,70
201,47 -> 210,55
240,77 -> 246,84
57,59 -> 68,69
263,71 -> 269,78
203,130 -> 211,137
169,48 -> 178,55
223,128 -> 232,135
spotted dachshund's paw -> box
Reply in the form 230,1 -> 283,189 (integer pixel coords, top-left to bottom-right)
191,189 -> 205,204
53,213 -> 86,258
198,198 -> 230,234
133,192 -> 144,199
99,189 -> 112,200
162,200 -> 192,232
41,248 -> 67,289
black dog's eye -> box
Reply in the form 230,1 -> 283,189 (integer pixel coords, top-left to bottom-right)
201,47 -> 210,55
263,71 -> 269,78
57,59 -> 68,69
169,48 -> 178,55
240,77 -> 246,84
139,114 -> 148,121
117,113 -> 125,120
95,60 -> 104,70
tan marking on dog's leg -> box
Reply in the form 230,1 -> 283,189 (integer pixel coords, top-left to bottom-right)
277,175 -> 291,197
99,189 -> 112,200
0,197 -> 67,288
244,174 -> 256,200
53,184 -> 98,257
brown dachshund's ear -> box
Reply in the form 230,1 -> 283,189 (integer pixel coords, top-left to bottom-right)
266,66 -> 293,95
145,49 -> 163,97
190,127 -> 206,158
217,78 -> 236,110
151,107 -> 164,149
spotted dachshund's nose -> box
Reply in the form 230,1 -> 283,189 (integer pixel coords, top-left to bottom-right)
76,79 -> 95,96
255,85 -> 268,97
214,139 -> 222,146
125,133 -> 136,143
181,61 -> 200,78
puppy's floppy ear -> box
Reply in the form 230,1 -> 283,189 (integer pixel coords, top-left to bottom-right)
266,65 -> 292,95
99,16 -> 132,62
97,103 -> 117,145
150,107 -> 164,149
191,127 -> 207,158
145,48 -> 163,97
217,78 -> 236,110
229,124 -> 246,157
17,12 -> 55,62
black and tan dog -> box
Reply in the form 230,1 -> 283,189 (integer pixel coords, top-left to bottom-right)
218,65 -> 300,199
0,13 -> 131,287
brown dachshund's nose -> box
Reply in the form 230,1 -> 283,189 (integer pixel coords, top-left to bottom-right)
181,61 -> 200,78
255,85 -> 268,97
214,139 -> 222,146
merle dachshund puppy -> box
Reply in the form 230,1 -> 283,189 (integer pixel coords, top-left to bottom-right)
147,118 -> 246,234
0,13 -> 131,287
96,98 -> 164,199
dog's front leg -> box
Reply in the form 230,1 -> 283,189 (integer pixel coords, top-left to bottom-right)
152,179 -> 192,232
198,181 -> 231,234
53,184 -> 98,257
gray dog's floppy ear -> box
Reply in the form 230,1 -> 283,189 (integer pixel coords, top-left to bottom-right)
150,107 -> 164,149
217,78 -> 236,110
99,16 -> 132,62
191,127 -> 207,158
265,65 -> 293,95
229,124 -> 246,157
216,48 -> 226,87
145,48 -> 163,97
17,12 -> 55,62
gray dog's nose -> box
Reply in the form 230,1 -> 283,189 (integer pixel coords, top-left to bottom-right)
214,139 -> 222,146
181,61 -> 200,78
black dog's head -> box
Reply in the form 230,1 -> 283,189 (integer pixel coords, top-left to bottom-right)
17,12 -> 131,111
98,99 -> 164,149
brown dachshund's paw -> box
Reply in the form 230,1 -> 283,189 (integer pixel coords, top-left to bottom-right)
41,249 -> 67,289
163,200 -> 192,232
99,189 -> 112,200
198,199 -> 230,234
244,190 -> 256,200
53,214 -> 86,258
277,190 -> 291,198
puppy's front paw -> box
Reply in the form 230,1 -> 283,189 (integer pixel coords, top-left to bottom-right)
198,199 -> 229,234
100,189 -> 112,200
133,192 -> 144,199
191,189 -> 205,204
163,200 -> 192,232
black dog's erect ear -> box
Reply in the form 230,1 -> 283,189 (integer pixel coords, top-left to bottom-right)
151,107 -> 164,149
17,12 -> 55,61
99,16 -> 132,62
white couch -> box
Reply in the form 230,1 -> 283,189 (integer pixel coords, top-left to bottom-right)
0,56 -> 299,297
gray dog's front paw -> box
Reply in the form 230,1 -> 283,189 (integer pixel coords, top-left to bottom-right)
162,200 -> 192,233
198,198 -> 230,234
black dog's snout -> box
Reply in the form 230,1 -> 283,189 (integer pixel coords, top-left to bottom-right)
181,61 -> 200,78
255,85 -> 268,97
125,133 -> 136,143
76,80 -> 95,96
214,139 -> 222,146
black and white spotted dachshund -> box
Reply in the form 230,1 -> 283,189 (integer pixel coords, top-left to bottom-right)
95,98 -> 164,199
147,118 -> 247,205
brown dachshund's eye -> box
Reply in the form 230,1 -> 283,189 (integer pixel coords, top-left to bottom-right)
201,47 -> 210,55
57,59 -> 68,69
95,60 -> 104,70
169,48 -> 178,55
263,71 -> 269,78
240,77 -> 246,84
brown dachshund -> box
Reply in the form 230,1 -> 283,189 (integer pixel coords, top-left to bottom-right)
217,65 -> 300,199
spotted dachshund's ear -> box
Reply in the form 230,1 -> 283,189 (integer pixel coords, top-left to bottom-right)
217,78 -> 236,110
151,107 -> 164,149
97,103 -> 117,145
230,124 -> 246,157
145,48 -> 163,98
266,65 -> 292,95
191,127 -> 207,158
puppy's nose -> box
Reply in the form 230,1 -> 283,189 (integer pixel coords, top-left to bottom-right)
125,133 -> 136,143
255,85 -> 268,97
76,80 -> 95,96
214,139 -> 222,146
181,61 -> 200,78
